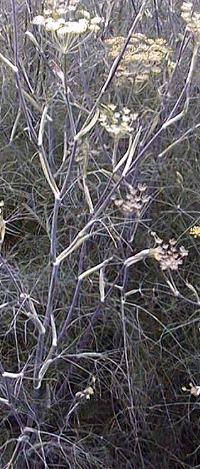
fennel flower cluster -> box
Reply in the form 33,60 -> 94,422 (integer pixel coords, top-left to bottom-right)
32,2 -> 103,35
189,226 -> 200,238
99,104 -> 137,138
114,184 -> 150,216
182,382 -> 200,397
43,0 -> 79,16
105,34 -> 173,84
151,233 -> 188,271
181,2 -> 200,40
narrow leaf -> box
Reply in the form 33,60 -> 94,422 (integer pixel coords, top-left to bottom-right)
74,109 -> 99,141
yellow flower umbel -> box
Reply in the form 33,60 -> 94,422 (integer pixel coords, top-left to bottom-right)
181,2 -> 200,41
99,104 -> 137,139
32,4 -> 103,54
105,34 -> 172,84
32,3 -> 103,36
190,226 -> 200,238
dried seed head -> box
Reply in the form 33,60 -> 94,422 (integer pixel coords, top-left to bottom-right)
151,234 -> 188,271
114,183 -> 150,216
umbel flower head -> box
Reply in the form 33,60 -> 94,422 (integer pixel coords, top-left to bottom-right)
150,232 -> 188,271
105,34 -> 172,84
32,2 -> 103,35
113,183 -> 150,216
124,233 -> 188,273
43,0 -> 80,17
181,2 -> 200,40
189,225 -> 200,238
99,104 -> 138,138
182,382 -> 200,397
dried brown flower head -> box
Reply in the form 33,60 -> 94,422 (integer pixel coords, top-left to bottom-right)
151,232 -> 188,271
114,183 -> 150,216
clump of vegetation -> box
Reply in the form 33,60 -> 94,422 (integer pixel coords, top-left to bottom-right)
1,0 -> 200,467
